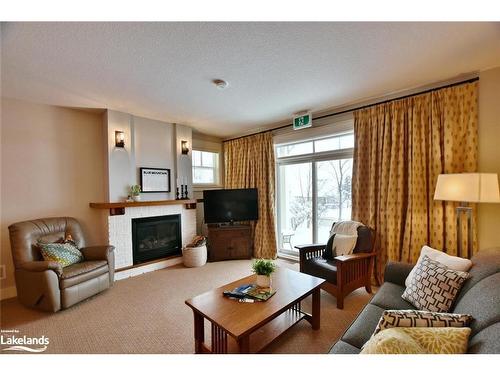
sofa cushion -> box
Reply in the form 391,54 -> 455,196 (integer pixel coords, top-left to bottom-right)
302,258 -> 337,285
59,260 -> 108,289
452,273 -> 500,335
402,255 -> 469,312
341,303 -> 385,348
329,340 -> 361,354
467,322 -> 500,354
370,282 -> 416,310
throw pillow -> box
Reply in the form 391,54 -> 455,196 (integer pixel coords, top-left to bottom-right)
361,327 -> 471,354
322,234 -> 336,260
331,233 -> 357,256
361,328 -> 426,354
405,245 -> 472,287
402,256 -> 469,312
38,241 -> 83,267
373,310 -> 473,336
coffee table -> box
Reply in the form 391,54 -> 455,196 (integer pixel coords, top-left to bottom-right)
185,267 -> 325,354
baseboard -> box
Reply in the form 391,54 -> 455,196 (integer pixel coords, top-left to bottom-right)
0,286 -> 17,301
115,256 -> 184,281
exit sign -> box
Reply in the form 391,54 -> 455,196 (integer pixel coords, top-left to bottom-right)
293,112 -> 312,130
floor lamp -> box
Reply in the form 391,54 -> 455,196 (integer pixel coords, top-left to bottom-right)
434,173 -> 500,258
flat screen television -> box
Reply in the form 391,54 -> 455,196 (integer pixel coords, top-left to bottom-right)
203,188 -> 259,224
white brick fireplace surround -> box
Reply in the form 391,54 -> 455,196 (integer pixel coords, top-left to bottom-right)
108,204 -> 196,279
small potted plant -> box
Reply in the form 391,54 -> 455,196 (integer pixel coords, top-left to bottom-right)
129,184 -> 141,201
252,259 -> 276,288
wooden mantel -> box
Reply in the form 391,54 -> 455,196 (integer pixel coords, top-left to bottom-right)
89,199 -> 196,216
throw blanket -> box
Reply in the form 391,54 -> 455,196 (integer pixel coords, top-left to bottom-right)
329,221 -> 363,256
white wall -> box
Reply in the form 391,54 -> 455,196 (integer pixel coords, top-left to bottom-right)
106,110 -> 135,201
105,110 -> 192,202
134,116 -> 175,201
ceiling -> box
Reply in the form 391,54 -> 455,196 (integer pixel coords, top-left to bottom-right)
2,22 -> 500,138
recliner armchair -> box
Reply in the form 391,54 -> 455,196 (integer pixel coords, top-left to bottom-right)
296,224 -> 376,309
8,217 -> 114,312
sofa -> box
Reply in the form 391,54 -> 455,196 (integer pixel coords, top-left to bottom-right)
329,248 -> 500,354
8,217 -> 115,312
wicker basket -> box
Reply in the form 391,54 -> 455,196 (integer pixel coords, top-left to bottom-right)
182,245 -> 207,267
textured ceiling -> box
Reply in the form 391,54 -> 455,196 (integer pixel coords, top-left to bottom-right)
2,22 -> 500,137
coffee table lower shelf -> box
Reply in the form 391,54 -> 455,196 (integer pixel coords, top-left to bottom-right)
196,302 -> 313,354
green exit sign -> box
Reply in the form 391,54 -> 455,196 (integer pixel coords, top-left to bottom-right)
293,112 -> 312,130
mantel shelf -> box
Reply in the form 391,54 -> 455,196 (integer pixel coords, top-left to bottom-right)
89,199 -> 196,215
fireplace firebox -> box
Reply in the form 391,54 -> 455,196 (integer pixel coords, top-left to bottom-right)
132,214 -> 182,264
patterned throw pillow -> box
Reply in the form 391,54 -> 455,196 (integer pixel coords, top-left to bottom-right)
373,310 -> 473,336
361,328 -> 426,354
402,256 -> 469,312
361,327 -> 471,354
38,240 -> 83,267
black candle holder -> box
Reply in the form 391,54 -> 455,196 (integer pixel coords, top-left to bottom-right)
176,186 -> 180,200
181,184 -> 189,199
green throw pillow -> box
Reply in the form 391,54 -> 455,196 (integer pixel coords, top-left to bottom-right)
38,241 -> 83,267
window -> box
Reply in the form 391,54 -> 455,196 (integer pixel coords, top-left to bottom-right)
192,150 -> 219,185
276,133 -> 354,254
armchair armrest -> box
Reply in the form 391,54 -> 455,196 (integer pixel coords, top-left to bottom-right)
294,244 -> 326,253
295,244 -> 326,272
81,245 -> 115,261
384,261 -> 414,286
19,260 -> 63,277
334,252 -> 376,263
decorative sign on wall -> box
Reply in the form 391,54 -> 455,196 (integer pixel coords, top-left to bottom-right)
140,167 -> 171,193
292,111 -> 312,130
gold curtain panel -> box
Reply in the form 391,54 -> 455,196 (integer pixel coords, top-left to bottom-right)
351,82 -> 478,281
224,132 -> 278,259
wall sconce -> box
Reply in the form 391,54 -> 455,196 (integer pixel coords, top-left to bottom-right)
181,140 -> 189,155
115,131 -> 125,148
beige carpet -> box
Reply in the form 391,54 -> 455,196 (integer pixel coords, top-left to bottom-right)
0,259 -> 371,354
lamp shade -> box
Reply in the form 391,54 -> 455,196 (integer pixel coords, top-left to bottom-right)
434,173 -> 500,203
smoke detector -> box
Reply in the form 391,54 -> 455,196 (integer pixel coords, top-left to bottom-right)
212,79 -> 228,89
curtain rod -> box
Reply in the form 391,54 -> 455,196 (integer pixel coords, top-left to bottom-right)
223,77 -> 479,143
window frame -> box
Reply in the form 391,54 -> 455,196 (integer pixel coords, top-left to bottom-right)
275,132 -> 354,256
192,148 -> 221,187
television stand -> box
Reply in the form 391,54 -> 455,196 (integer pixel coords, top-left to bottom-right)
207,224 -> 253,262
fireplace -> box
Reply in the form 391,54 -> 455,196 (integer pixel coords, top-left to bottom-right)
132,214 -> 182,264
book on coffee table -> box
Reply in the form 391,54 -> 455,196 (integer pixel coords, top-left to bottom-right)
223,283 -> 276,301
244,285 -> 276,301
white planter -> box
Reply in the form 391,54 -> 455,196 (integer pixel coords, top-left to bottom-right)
182,245 -> 207,268
132,195 -> 141,202
256,274 -> 271,288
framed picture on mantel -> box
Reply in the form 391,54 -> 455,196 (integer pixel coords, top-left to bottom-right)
140,167 -> 171,193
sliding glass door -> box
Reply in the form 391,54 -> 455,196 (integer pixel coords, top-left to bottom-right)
276,133 -> 354,254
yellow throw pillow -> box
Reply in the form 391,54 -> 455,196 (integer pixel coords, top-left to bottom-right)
361,328 -> 426,354
361,327 -> 471,354
401,327 -> 471,354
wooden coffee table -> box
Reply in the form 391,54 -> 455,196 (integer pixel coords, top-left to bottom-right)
185,267 -> 325,354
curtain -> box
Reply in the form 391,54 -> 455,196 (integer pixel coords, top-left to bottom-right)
351,82 -> 478,282
224,132 -> 277,259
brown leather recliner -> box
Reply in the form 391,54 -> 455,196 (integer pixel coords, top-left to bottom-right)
8,217 -> 115,312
